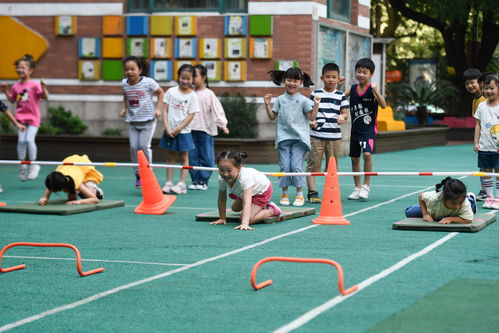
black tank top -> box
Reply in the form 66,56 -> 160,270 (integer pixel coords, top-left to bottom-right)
350,84 -> 378,138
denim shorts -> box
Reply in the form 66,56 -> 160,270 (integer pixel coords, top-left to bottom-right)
159,132 -> 195,152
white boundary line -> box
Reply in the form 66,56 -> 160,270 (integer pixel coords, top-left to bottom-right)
0,186 -> 432,332
272,232 -> 460,333
2,256 -> 187,267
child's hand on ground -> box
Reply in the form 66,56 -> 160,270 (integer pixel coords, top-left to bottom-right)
422,214 -> 434,222
66,200 -> 82,205
263,94 -> 272,105
234,224 -> 254,231
210,219 -> 227,225
439,217 -> 453,224
38,197 -> 48,206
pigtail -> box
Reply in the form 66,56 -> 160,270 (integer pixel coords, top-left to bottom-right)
238,152 -> 248,160
65,176 -> 76,195
268,70 -> 286,86
435,177 -> 451,193
302,72 -> 314,87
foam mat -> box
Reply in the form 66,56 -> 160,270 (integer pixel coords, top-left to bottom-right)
392,213 -> 495,232
0,199 -> 125,215
196,206 -> 316,224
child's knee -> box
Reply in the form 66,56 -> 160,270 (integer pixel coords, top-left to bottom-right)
363,152 -> 372,160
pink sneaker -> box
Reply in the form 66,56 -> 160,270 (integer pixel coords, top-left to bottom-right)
267,201 -> 282,216
490,198 -> 499,210
482,197 -> 494,209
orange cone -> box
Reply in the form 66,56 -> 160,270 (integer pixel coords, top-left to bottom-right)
0,202 -> 6,207
135,150 -> 176,215
312,157 -> 350,225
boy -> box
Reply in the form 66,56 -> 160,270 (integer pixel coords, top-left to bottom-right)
345,58 -> 386,200
464,68 -> 488,201
306,63 -> 349,203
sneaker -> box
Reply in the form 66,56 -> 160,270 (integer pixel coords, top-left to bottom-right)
162,181 -> 174,194
348,187 -> 361,200
280,194 -> 290,206
476,190 -> 487,201
482,197 -> 494,209
467,192 -> 477,214
195,183 -> 208,190
267,201 -> 282,216
19,165 -> 28,181
307,190 -> 321,203
293,195 -> 305,207
171,182 -> 187,194
188,183 -> 198,190
0,184 -> 3,193
27,164 -> 41,180
358,185 -> 370,200
95,185 -> 104,200
491,198 -> 499,210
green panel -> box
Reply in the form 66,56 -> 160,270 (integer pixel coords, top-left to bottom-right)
102,60 -> 123,80
195,206 -> 315,224
367,279 -> 499,333
126,38 -> 149,57
249,15 -> 272,36
0,199 -> 125,215
392,213 -> 495,232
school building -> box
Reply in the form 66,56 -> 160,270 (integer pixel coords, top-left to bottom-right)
0,0 -> 378,139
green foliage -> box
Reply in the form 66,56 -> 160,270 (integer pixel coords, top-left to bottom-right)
219,93 -> 258,138
39,106 -> 87,135
0,114 -> 15,134
102,128 -> 123,136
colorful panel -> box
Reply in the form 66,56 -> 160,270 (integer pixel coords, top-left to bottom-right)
224,16 -> 247,36
250,15 -> 273,36
250,38 -> 272,59
78,38 -> 101,58
102,16 -> 123,36
150,60 -> 173,81
78,60 -> 100,81
199,38 -> 221,59
200,61 -> 221,81
126,16 -> 149,36
102,60 -> 123,80
174,16 -> 196,36
224,61 -> 246,81
126,38 -> 148,57
174,38 -> 197,59
102,37 -> 124,58
150,16 -> 173,36
150,38 -> 172,59
224,38 -> 246,59
54,16 -> 76,36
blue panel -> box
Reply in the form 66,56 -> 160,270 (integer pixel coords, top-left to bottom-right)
78,38 -> 101,58
126,16 -> 149,36
224,16 -> 247,36
150,60 -> 173,81
174,38 -> 197,59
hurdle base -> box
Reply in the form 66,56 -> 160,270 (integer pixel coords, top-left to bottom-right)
312,215 -> 351,225
134,195 -> 176,215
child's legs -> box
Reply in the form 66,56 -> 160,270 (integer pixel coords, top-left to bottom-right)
136,120 -> 156,164
277,140 -> 293,190
351,157 -> 361,188
405,204 -> 423,218
362,152 -> 373,186
195,131 -> 215,184
179,151 -> 189,183
166,150 -> 177,182
324,139 -> 341,170
478,151 -> 495,197
248,203 -> 273,224
231,197 -> 243,212
128,125 -> 140,172
289,141 -> 307,191
17,127 -> 28,160
349,137 -> 362,188
17,125 -> 38,160
306,137 -> 324,191
188,132 -> 200,184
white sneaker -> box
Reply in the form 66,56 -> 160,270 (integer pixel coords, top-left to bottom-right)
171,182 -> 187,194
188,184 -> 198,190
0,184 -> 3,193
348,187 -> 361,200
490,198 -> 499,210
162,181 -> 174,194
27,164 -> 41,180
195,183 -> 208,190
19,165 -> 28,181
358,185 -> 370,200
482,197 -> 494,209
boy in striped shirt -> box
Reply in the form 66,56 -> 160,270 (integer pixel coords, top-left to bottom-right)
306,63 -> 349,203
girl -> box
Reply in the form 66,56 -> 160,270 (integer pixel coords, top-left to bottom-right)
405,177 -> 476,224
38,154 -> 104,206
1,54 -> 49,181
263,67 -> 320,207
188,64 -> 229,191
474,74 -> 499,209
211,150 -> 281,230
160,64 -> 200,195
120,56 -> 164,188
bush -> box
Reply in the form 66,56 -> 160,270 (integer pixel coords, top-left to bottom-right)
219,93 -> 258,138
0,113 -> 15,134
102,128 -> 123,136
39,106 -> 87,135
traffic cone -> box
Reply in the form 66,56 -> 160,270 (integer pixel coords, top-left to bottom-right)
312,157 -> 350,225
0,202 -> 6,207
135,150 -> 176,215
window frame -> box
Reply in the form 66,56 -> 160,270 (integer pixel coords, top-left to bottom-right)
127,0 -> 247,13
327,0 -> 351,22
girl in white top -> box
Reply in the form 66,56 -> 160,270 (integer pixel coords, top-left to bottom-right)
188,64 -> 229,190
211,150 -> 281,230
120,56 -> 164,188
405,177 -> 476,224
160,64 -> 200,195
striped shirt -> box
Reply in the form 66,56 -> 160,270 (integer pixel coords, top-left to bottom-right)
309,89 -> 349,140
122,76 -> 160,122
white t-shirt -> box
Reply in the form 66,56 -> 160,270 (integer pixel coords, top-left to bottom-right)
474,100 -> 499,152
421,191 -> 474,221
218,167 -> 270,198
163,86 -> 200,134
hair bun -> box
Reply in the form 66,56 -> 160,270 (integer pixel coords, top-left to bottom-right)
238,152 -> 248,159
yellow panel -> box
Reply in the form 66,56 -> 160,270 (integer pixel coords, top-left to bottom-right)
54,16 -> 76,36
102,37 -> 124,58
224,61 -> 246,81
150,38 -> 172,59
174,16 -> 196,36
78,60 -> 100,81
0,17 -> 49,79
150,16 -> 173,36
102,16 -> 123,36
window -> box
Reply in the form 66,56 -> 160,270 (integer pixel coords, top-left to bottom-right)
329,0 -> 350,22
128,0 -> 247,13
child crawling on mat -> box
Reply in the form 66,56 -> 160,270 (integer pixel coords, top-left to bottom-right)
211,150 -> 281,230
405,177 -> 477,224
38,154 -> 104,205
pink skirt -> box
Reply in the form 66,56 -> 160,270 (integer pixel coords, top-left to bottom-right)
228,183 -> 273,208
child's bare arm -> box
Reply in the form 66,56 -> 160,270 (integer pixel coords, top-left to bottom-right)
66,184 -> 98,205
264,94 -> 277,120
234,189 -> 254,230
439,216 -> 472,224
338,107 -> 349,124
172,113 -> 195,136
418,193 -> 434,222
1,83 -> 14,102
307,95 -> 321,121
371,83 -> 386,108
3,109 -> 25,131
474,119 -> 481,152
211,191 -> 228,225
38,189 -> 52,205
120,96 -> 127,118
154,87 -> 164,119
40,80 -> 49,100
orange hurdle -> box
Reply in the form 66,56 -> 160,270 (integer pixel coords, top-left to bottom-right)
250,256 -> 358,296
0,242 -> 104,277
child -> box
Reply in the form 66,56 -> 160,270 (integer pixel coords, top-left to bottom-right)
264,67 -> 319,207
463,68 -> 488,201
345,58 -> 386,200
474,74 -> 499,209
211,150 -> 281,230
188,64 -> 229,191
405,177 -> 476,224
38,154 -> 104,205
0,54 -> 49,181
120,56 -> 164,188
306,63 -> 349,203
160,64 -> 200,194
0,100 -> 26,193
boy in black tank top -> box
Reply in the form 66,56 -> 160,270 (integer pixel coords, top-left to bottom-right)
345,58 -> 386,200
